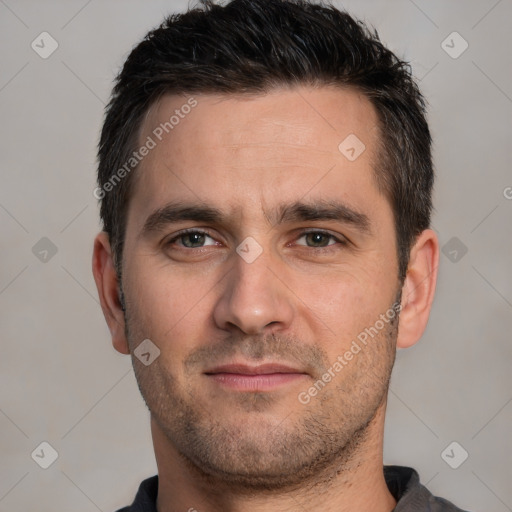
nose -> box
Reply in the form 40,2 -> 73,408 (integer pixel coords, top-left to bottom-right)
213,247 -> 295,335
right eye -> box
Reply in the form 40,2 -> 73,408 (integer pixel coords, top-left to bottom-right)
166,230 -> 218,248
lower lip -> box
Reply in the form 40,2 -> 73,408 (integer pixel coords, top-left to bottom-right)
206,373 -> 306,391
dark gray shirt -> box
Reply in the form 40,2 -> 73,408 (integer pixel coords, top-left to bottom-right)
116,466 -> 469,511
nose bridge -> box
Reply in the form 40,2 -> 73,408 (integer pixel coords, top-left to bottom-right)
213,242 -> 294,334
234,245 -> 274,297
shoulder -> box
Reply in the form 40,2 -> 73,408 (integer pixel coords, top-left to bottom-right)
114,475 -> 158,512
384,465 -> 471,512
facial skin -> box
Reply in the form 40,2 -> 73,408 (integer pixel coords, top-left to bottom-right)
93,85 -> 439,512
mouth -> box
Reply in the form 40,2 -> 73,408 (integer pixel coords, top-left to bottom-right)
204,362 -> 309,392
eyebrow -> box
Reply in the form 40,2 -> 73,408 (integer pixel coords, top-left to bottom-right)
139,199 -> 372,239
139,203 -> 224,238
273,200 -> 372,235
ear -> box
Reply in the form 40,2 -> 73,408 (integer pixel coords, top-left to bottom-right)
397,229 -> 439,349
92,231 -> 130,354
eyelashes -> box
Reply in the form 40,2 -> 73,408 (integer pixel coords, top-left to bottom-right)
295,230 -> 347,248
166,229 -> 218,248
165,229 -> 347,250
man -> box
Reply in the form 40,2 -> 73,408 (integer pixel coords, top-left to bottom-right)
92,0 -> 469,510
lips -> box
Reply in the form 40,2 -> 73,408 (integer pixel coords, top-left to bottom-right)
204,363 -> 306,376
204,362 -> 308,392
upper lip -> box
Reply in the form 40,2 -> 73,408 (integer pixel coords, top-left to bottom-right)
204,363 -> 306,375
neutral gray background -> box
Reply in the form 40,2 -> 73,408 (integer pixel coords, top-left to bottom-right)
1,0 -> 511,510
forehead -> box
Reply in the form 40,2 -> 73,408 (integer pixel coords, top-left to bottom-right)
140,85 -> 378,154
128,85 -> 383,226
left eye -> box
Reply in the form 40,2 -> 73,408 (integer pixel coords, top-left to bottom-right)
296,232 -> 339,248
170,231 -> 217,248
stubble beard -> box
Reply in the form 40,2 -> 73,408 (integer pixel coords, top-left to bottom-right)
124,299 -> 399,493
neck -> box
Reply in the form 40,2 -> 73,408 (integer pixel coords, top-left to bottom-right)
152,400 -> 396,512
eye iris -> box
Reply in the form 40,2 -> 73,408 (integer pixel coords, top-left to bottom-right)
183,232 -> 205,248
306,232 -> 330,247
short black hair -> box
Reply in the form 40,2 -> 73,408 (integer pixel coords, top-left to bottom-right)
97,0 -> 433,282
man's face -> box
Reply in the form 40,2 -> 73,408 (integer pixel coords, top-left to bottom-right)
121,86 -> 401,488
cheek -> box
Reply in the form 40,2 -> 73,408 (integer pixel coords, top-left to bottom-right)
296,267 -> 395,344
125,261 -> 213,349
